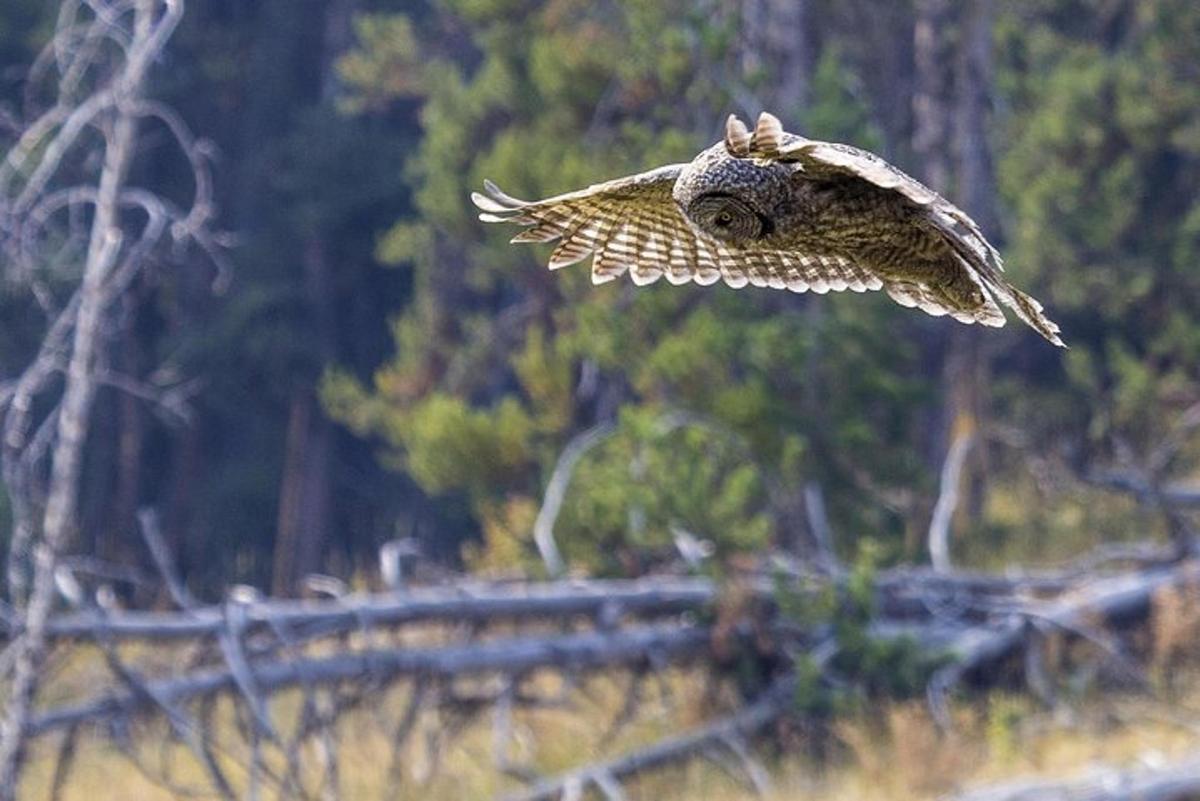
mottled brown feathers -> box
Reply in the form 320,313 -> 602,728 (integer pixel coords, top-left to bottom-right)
471,112 -> 1065,346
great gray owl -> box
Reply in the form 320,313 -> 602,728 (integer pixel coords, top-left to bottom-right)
471,112 -> 1064,346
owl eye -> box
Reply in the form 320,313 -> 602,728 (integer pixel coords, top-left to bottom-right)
687,194 -> 765,241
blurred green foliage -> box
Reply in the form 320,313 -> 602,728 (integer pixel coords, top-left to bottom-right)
2,0 -> 1198,590
780,544 -> 952,717
319,0 -> 1200,577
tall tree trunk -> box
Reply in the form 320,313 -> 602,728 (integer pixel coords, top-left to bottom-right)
273,389 -> 332,594
270,0 -> 354,594
915,0 -> 998,566
165,415 -> 203,588
844,3 -> 915,161
951,0 -> 997,522
0,4 -> 175,792
911,0 -> 957,560
765,0 -> 808,115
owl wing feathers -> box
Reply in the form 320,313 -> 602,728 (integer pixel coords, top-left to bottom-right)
472,124 -> 1063,346
776,134 -> 1064,346
472,171 -> 1000,328
473,169 -> 884,297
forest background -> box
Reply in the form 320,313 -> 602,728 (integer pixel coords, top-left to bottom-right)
3,1 -> 1200,799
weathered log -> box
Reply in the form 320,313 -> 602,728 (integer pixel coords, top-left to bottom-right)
950,756 -> 1200,801
29,624 -> 711,735
19,539 -> 1176,646
929,561 -> 1199,721
11,578 -> 717,642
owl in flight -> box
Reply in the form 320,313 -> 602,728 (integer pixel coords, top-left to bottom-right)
472,112 -> 1064,346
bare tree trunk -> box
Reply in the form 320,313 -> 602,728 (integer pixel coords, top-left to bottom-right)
740,0 -> 827,561
913,0 -> 994,568
273,390 -> 332,594
912,0 -> 957,564
764,0 -> 808,115
270,0 -> 355,595
956,0 -> 999,237
0,3 -> 189,793
0,95 -> 137,801
945,0 -> 997,529
163,416 -> 202,594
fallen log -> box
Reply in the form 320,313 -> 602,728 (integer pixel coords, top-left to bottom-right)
15,578 -> 718,641
28,623 -> 712,735
950,756 -> 1200,801
19,539 -> 1177,646
929,561 -> 1200,721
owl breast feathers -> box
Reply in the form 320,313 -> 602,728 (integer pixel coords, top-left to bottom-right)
471,112 -> 1064,347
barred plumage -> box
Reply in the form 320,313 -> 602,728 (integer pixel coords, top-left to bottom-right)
471,112 -> 1064,346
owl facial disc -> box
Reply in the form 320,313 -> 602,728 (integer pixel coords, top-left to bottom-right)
687,193 -> 770,243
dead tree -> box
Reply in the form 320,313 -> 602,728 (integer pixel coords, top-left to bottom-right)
952,756 -> 1200,801
3,530 -> 1197,800
0,1 -> 222,794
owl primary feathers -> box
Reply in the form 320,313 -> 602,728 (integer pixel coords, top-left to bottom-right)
472,112 -> 1064,347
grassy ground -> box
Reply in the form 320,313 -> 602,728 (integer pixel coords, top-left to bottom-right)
16,551 -> 1200,799
17,661 -> 1200,801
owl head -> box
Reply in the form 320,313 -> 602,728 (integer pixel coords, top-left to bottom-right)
672,113 -> 796,245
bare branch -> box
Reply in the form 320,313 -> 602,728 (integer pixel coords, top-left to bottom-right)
0,3 -> 197,794
29,624 -> 712,736
534,422 -> 616,577
27,577 -> 718,642
927,562 -> 1198,726
951,756 -> 1200,801
498,677 -> 793,801
929,430 -> 974,572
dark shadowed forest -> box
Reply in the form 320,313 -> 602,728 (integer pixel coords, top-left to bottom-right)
2,1 -> 1200,799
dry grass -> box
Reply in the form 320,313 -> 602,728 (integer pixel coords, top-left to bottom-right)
16,584 -> 1200,799
17,663 -> 1200,801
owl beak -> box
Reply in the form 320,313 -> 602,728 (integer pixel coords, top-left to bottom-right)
724,114 -> 751,157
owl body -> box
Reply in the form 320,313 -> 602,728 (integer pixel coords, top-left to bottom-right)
472,112 -> 1063,346
674,140 -> 883,251
674,139 -> 984,310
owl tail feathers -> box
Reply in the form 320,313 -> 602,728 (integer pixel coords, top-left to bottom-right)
980,273 -> 1067,348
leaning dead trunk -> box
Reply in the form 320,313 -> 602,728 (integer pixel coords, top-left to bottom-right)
0,1 -> 216,793
0,6 -> 159,792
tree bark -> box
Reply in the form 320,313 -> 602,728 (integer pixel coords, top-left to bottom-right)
0,4 -> 185,793
947,0 -> 997,524
269,0 -> 355,594
912,0 -> 958,562
272,389 -> 332,595
29,624 -> 714,735
915,0 -> 997,561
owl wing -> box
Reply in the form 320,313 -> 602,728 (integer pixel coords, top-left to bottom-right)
472,169 -> 887,296
779,139 -> 998,266
775,134 -> 1064,346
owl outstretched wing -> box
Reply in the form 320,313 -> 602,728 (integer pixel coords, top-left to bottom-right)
742,113 -> 1064,346
472,169 -> 886,296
